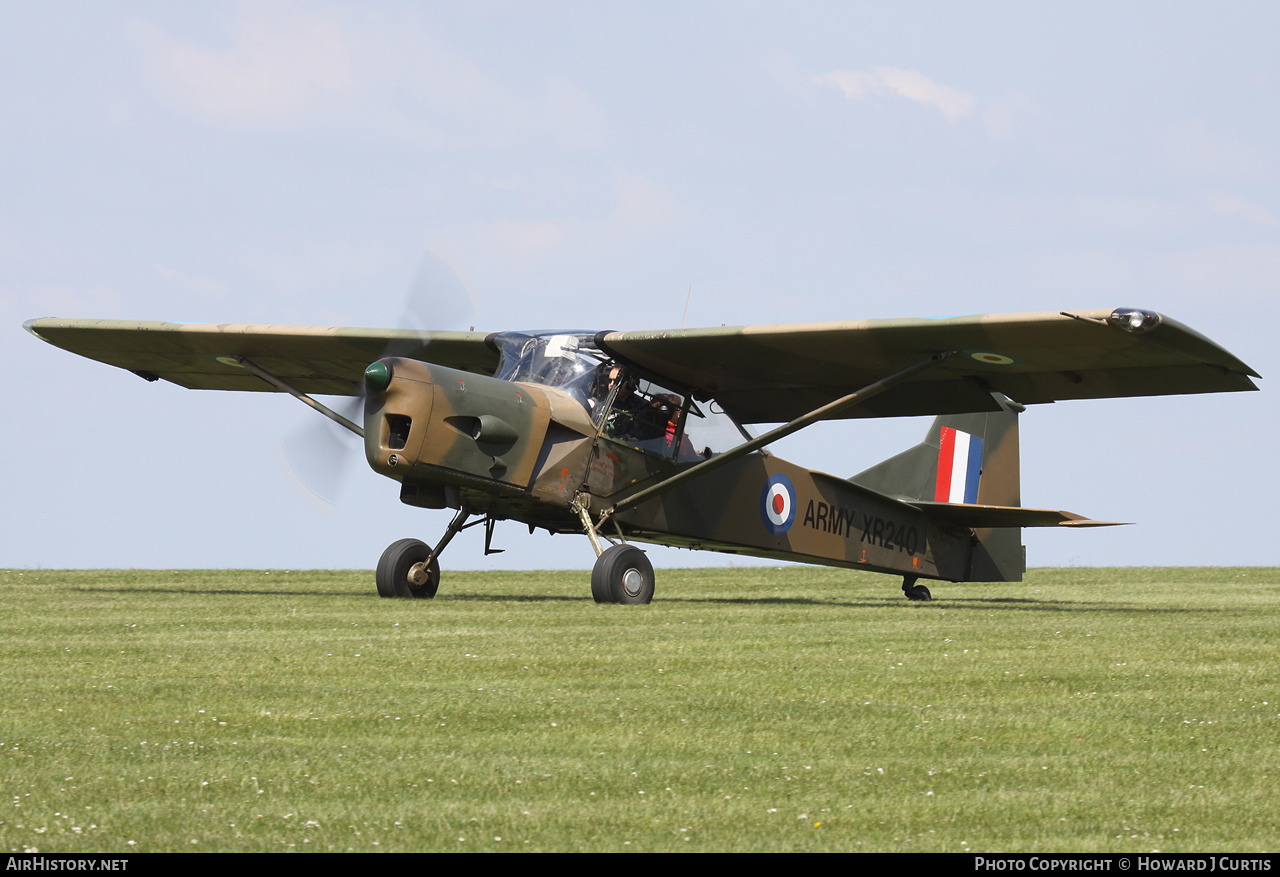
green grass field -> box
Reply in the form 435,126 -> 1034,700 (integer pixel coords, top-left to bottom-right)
1,566 -> 1276,853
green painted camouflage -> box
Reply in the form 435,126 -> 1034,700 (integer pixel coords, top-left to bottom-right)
25,308 -> 1259,592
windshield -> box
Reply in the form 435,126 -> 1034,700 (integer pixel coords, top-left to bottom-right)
492,330 -> 753,461
492,331 -> 611,409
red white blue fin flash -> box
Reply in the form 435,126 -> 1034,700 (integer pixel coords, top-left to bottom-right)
935,427 -> 983,504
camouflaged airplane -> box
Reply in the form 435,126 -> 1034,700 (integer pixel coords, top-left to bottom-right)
25,308 -> 1258,603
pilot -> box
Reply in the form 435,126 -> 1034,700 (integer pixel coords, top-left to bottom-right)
589,363 -> 624,413
594,365 -> 679,444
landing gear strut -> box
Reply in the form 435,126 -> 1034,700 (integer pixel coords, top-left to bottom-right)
376,508 -> 480,599
574,493 -> 654,604
902,575 -> 932,601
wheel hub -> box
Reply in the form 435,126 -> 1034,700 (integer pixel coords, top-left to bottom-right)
622,567 -> 645,598
408,561 -> 431,586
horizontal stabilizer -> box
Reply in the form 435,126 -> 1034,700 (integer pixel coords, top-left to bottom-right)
909,501 -> 1129,529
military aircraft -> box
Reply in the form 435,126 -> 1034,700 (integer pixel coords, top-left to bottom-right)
24,307 -> 1258,603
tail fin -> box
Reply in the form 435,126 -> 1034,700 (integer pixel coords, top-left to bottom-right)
850,393 -> 1023,507
850,393 -> 1025,581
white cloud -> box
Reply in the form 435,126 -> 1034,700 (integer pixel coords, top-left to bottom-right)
15,286 -> 122,320
1162,243 -> 1280,301
1072,195 -> 1197,237
135,12 -> 356,127
1163,120 -> 1271,178
152,264 -> 229,294
814,67 -> 976,121
435,175 -> 688,275
613,175 -> 686,236
1208,193 -> 1280,228
132,9 -> 606,147
488,220 -> 567,260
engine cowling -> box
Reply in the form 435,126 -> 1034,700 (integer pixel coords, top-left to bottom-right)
363,357 -> 553,493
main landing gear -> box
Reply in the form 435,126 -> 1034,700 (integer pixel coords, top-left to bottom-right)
591,544 -> 655,604
376,509 -> 501,599
374,498 -> 657,603
573,493 -> 654,604
901,575 -> 932,601
377,538 -> 440,599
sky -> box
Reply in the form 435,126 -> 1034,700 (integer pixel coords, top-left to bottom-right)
3,1 -> 1277,579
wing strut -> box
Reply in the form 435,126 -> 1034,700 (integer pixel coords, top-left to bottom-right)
235,355 -> 365,438
611,350 -> 958,514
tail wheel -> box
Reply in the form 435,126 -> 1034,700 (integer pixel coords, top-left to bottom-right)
377,538 -> 440,599
591,544 -> 655,604
905,583 -> 932,601
901,574 -> 932,601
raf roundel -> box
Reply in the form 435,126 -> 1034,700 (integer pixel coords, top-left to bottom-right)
761,473 -> 797,535
964,349 -> 1022,367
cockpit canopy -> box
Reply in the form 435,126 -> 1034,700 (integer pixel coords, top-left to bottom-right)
491,331 -> 609,410
492,330 -> 753,461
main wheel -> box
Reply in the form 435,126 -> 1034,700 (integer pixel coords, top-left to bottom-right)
591,544 -> 655,604
376,538 -> 440,599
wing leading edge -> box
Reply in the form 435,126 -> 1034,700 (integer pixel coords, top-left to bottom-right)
24,319 -> 500,395
25,308 -> 1258,420
600,308 -> 1259,423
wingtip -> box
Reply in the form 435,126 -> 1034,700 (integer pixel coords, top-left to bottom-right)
1058,519 -> 1133,527
22,318 -> 52,339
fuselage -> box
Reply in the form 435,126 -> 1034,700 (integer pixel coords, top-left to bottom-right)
361,331 -> 1008,584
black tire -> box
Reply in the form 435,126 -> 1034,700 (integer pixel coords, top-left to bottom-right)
590,561 -> 614,604
590,544 -> 654,605
905,583 -> 932,601
376,538 -> 440,599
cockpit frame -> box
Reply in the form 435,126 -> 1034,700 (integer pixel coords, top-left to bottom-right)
491,330 -> 750,462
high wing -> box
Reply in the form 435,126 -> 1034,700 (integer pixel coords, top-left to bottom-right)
599,308 -> 1259,423
24,319 -> 499,396
25,308 -> 1258,421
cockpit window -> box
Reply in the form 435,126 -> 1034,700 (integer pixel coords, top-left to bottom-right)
601,372 -> 685,457
492,330 -> 752,461
492,331 -> 610,409
679,398 -> 754,461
